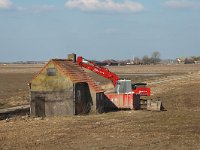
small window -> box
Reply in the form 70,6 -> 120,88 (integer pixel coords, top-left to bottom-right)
47,68 -> 56,76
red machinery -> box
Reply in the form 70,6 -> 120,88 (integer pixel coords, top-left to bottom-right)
76,55 -> 162,111
77,56 -> 150,96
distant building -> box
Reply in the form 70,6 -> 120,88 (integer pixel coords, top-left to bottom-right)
176,57 -> 195,64
194,61 -> 200,64
184,58 -> 195,64
92,60 -> 107,66
176,58 -> 185,64
102,59 -> 119,66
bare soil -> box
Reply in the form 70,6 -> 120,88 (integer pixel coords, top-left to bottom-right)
0,64 -> 200,150
0,64 -> 41,108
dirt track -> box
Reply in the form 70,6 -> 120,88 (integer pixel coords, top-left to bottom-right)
0,64 -> 200,149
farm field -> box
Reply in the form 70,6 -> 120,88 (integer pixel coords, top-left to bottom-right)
0,64 -> 42,108
0,64 -> 200,149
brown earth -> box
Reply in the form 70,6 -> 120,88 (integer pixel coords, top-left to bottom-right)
0,64 -> 200,150
0,64 -> 41,108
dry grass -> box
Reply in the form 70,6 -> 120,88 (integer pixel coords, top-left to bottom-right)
0,64 -> 42,108
0,64 -> 200,150
108,64 -> 200,74
0,73 -> 33,108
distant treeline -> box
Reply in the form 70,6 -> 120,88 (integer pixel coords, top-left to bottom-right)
1,53 -> 200,65
121,51 -> 162,65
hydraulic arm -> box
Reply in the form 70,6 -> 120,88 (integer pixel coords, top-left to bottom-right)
77,56 -> 150,96
77,56 -> 120,86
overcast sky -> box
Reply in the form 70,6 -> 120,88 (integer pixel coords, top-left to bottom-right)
0,0 -> 200,61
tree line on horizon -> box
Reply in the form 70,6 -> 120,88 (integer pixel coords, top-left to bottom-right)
104,52 -> 200,65
119,51 -> 161,65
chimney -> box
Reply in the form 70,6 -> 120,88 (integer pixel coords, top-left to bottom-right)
68,53 -> 76,63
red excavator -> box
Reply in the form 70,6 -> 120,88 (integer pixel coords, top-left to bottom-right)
77,55 -> 162,111
77,56 -> 150,95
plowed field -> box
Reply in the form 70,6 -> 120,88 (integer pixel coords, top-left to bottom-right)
0,64 -> 200,150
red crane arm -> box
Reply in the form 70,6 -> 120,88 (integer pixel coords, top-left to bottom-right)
77,56 -> 119,86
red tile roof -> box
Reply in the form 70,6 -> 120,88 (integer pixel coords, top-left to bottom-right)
30,59 -> 104,93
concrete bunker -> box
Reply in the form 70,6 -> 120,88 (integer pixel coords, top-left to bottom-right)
29,56 -> 104,117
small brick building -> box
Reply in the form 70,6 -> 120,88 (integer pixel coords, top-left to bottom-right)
29,58 -> 104,117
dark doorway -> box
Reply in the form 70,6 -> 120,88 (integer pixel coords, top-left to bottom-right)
35,96 -> 45,117
75,83 -> 92,115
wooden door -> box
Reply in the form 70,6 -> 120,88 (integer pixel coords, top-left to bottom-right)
75,83 -> 92,115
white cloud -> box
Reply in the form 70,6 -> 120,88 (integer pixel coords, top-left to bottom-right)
65,0 -> 144,13
0,0 -> 12,9
164,0 -> 200,9
0,0 -> 55,13
17,5 -> 56,13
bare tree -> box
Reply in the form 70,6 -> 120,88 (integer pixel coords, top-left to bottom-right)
134,57 -> 141,65
142,55 -> 150,65
151,51 -> 161,64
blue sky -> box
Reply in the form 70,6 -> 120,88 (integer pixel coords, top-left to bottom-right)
0,0 -> 200,61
